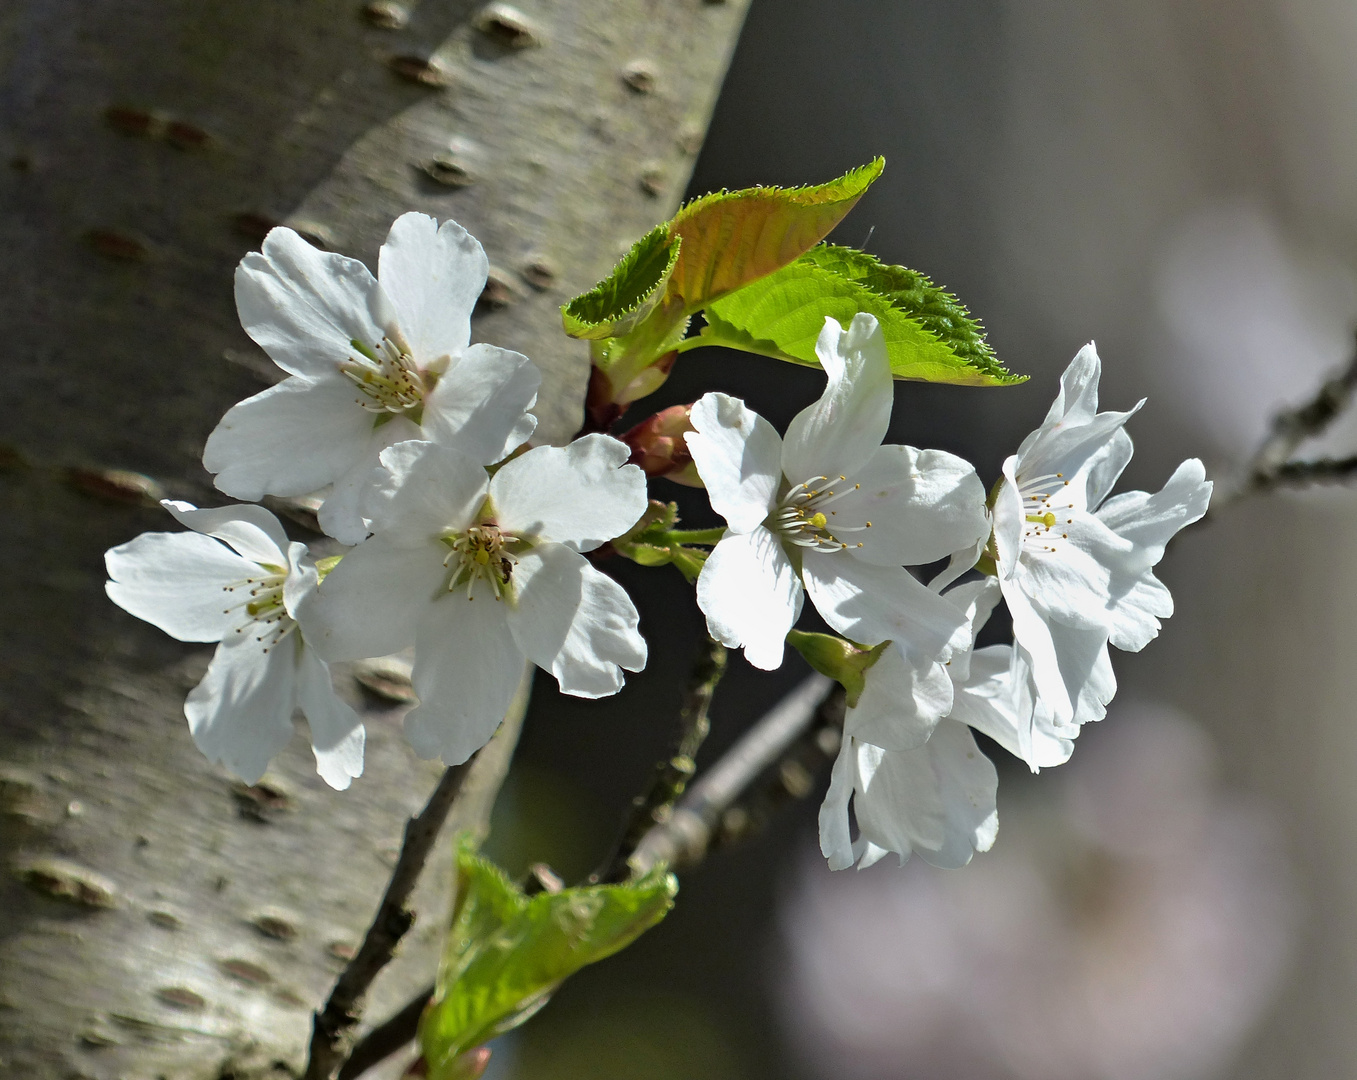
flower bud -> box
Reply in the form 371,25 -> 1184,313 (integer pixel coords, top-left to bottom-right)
620,404 -> 703,487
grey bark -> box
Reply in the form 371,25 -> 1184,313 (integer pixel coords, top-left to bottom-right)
0,2 -> 748,1077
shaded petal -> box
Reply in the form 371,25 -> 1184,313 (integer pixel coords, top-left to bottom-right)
818,739 -> 857,871
853,719 -> 999,869
833,445 -> 989,567
991,455 -> 1023,579
235,227 -> 383,379
295,645 -> 365,789
845,645 -> 952,751
204,375 -> 373,501
1049,620 -> 1118,726
1084,427 -> 1134,510
300,534 -> 444,661
951,645 -> 1076,771
801,552 -> 964,658
782,313 -> 892,483
422,344 -> 539,465
378,213 -> 486,363
1097,458 -> 1212,563
405,591 -> 524,764
506,544 -> 645,697
1105,574 -> 1173,652
106,531 -> 256,642
364,439 -> 488,542
1016,511 -> 1137,631
185,634 -> 298,784
490,435 -> 645,550
282,540 -> 319,619
685,393 -> 783,532
695,527 -> 802,670
162,500 -> 289,566
316,415 -> 423,544
1001,578 -> 1073,725
937,576 -> 1003,683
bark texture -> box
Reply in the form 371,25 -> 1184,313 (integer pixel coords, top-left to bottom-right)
0,1 -> 748,1076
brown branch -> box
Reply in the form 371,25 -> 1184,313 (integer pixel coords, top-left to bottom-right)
1251,455 -> 1357,491
628,673 -> 838,877
596,636 -> 727,883
305,667 -> 533,1080
335,984 -> 434,1080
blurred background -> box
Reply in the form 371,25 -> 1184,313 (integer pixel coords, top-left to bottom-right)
495,3 -> 1357,1079
7,2 -> 1357,1079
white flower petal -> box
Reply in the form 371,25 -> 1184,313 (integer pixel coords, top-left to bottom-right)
364,439 -> 488,542
295,645 -> 365,790
316,416 -> 423,544
818,739 -> 858,871
1048,620 -> 1118,727
300,534 -> 444,661
282,541 -> 319,618
377,213 -> 486,363
835,445 -> 989,567
992,455 -> 1024,579
106,531 -> 258,642
490,435 -> 645,550
505,544 -> 646,698
161,500 -> 289,566
1097,458 -> 1213,563
1084,427 -> 1134,510
951,645 -> 1075,771
685,393 -> 783,533
937,576 -> 1003,682
1001,578 -> 1073,724
422,343 -> 540,465
185,634 -> 298,784
405,592 -> 524,764
845,645 -> 953,751
1016,512 -> 1138,631
853,719 -> 999,870
234,227 -> 383,379
782,313 -> 893,483
204,375 -> 374,501
695,527 -> 803,670
801,551 -> 964,658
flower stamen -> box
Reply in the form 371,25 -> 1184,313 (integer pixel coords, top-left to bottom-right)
441,524 -> 520,601
773,475 -> 868,551
222,571 -> 297,652
340,336 -> 424,415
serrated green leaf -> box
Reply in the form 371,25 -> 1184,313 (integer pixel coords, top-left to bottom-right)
420,840 -> 677,1079
696,244 -> 1023,386
562,225 -> 680,340
666,159 -> 883,312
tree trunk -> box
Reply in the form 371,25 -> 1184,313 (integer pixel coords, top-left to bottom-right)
0,1 -> 748,1076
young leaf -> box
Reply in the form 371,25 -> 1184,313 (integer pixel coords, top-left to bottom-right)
562,225 -> 680,340
696,244 -> 1023,386
666,158 -> 884,311
420,840 -> 677,1080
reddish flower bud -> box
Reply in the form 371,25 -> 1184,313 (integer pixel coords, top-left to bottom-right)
620,404 -> 703,487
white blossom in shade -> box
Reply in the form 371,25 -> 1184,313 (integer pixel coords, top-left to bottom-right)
204,213 -> 540,544
782,707 -> 1298,1080
684,313 -> 991,675
104,501 -> 364,789
818,580 -> 1004,871
300,435 -> 648,765
990,343 -> 1212,734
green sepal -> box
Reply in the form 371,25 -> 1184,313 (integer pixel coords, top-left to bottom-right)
420,838 -> 677,1080
786,630 -> 889,708
313,554 -> 342,581
611,500 -> 710,583
696,244 -> 1023,386
561,225 -> 680,341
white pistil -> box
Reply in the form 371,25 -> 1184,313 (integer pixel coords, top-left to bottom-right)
1017,470 -> 1074,554
772,475 -> 872,552
441,524 -> 521,601
340,335 -> 424,414
222,572 -> 296,652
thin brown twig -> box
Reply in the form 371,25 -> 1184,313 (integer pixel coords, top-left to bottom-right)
306,667 -> 533,1080
596,636 -> 727,883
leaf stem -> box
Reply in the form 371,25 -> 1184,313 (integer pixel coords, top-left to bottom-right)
662,527 -> 727,546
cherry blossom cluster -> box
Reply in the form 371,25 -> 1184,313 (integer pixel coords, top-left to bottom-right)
105,213 -> 1210,872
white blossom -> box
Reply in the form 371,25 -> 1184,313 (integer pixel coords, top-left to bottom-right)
818,580 -> 1003,871
301,436 -> 648,765
204,213 -> 540,544
684,314 -> 991,679
990,343 -> 1212,741
104,502 -> 364,789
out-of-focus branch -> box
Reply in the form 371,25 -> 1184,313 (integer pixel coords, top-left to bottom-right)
306,668 -> 533,1080
628,674 -> 839,877
597,636 -> 727,883
1220,333 -> 1357,508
